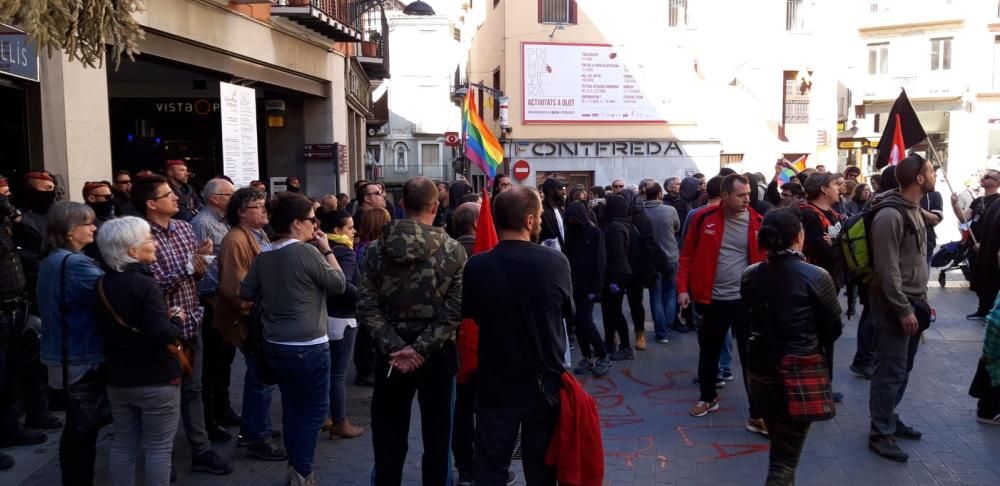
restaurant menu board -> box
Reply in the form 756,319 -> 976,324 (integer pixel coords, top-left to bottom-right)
220,82 -> 259,187
522,42 -> 668,124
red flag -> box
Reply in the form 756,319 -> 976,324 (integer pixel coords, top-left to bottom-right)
458,190 -> 499,384
888,113 -> 905,166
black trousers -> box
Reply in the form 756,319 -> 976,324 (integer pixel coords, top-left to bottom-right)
0,305 -> 48,436
201,301 -> 236,426
371,343 -> 456,486
601,288 -> 630,352
60,368 -> 105,486
749,371 -> 812,486
626,281 -> 646,334
354,327 -> 376,381
475,389 -> 559,486
572,291 -> 607,360
697,300 -> 758,417
452,377 -> 476,478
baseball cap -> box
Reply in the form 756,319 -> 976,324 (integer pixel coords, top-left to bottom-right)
541,178 -> 566,193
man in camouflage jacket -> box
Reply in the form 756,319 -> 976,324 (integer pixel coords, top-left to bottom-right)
358,177 -> 466,486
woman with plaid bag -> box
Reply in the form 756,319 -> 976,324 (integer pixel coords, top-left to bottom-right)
741,208 -> 843,486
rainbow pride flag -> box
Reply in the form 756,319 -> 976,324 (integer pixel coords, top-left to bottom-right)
778,154 -> 808,183
463,90 -> 504,180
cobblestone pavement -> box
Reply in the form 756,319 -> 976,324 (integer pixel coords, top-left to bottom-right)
7,286 -> 1000,485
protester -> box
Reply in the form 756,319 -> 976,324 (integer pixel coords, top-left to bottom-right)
37,201 -> 104,484
611,179 -> 626,194
602,194 -> 635,360
800,173 -> 846,290
971,293 -> 1000,425
567,185 -> 589,205
357,177 -> 466,486
319,209 -> 364,440
110,171 -> 138,217
664,177 -> 691,236
353,208 -> 392,387
215,188 -> 285,460
240,193 -> 346,485
14,171 -> 57,302
463,185 -> 571,486
320,194 -> 339,214
679,174 -> 768,436
493,174 -> 514,199
133,174 -> 232,475
920,189 -> 944,266
353,182 -> 387,231
95,216 -> 184,486
0,176 -> 10,197
643,182 -> 680,344
778,182 -> 805,208
867,155 -> 934,462
449,201 -> 481,484
564,201 -> 611,376
190,178 -> 240,442
743,208 -> 842,485
960,169 -> 1000,320
452,202 -> 480,254
621,188 -> 663,350
285,177 -> 302,193
250,180 -> 268,194
83,181 -> 116,228
433,182 -> 450,228
540,178 -> 567,250
164,160 -> 202,222
846,183 -> 871,217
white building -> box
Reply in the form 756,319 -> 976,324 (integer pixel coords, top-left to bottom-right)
367,0 -> 466,185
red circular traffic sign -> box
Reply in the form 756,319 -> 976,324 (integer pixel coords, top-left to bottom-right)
444,132 -> 460,146
513,160 -> 530,181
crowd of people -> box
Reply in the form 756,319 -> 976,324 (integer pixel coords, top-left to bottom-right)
0,152 -> 997,486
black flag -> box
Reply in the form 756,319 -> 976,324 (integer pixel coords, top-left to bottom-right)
875,89 -> 927,169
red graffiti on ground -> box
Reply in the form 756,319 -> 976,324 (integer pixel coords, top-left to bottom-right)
603,435 -> 669,469
583,378 -> 644,429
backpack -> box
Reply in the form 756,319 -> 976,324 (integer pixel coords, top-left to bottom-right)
840,204 -> 912,285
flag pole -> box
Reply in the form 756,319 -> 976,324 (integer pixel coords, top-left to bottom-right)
902,92 -> 978,245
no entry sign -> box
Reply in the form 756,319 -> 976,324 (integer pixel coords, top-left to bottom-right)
513,159 -> 530,181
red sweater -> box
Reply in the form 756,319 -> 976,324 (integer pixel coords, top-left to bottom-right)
545,373 -> 604,486
677,205 -> 766,304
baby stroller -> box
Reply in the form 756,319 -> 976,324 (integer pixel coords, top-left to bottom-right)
931,239 -> 973,287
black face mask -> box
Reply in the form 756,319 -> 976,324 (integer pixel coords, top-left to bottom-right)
286,185 -> 300,193
88,200 -> 115,220
24,189 -> 56,214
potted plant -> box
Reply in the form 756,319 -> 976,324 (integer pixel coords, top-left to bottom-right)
361,30 -> 381,57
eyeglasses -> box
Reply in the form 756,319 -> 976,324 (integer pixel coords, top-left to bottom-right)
983,175 -> 997,182
152,192 -> 175,201
366,191 -> 384,197
304,217 -> 318,225
612,184 -> 625,189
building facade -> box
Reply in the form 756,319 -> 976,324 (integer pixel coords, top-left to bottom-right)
843,0 -> 1000,186
4,0 -> 389,200
463,0 -> 845,189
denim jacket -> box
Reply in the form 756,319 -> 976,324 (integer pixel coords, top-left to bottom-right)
37,249 -> 105,365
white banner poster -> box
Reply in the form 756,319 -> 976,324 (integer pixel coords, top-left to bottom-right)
220,82 -> 259,187
522,42 -> 682,124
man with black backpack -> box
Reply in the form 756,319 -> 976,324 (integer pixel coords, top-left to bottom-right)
867,155 -> 934,462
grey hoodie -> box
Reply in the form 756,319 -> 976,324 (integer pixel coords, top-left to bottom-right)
869,190 -> 928,318
643,200 -> 680,263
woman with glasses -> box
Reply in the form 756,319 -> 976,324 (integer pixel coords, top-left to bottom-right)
36,201 -> 106,485
240,193 -> 346,485
96,217 -> 186,486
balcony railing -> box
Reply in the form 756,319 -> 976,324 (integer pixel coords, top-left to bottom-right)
272,0 -> 362,42
383,164 -> 454,183
862,72 -> 960,100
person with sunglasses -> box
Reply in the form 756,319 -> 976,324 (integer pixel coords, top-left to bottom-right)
352,182 -> 386,235
111,170 -> 140,217
952,169 -> 1000,320
240,192 -> 346,485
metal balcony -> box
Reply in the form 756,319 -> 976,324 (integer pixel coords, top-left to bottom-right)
354,1 -> 392,80
271,0 -> 362,42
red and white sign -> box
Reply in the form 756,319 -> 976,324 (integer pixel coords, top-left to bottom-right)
444,132 -> 460,146
513,160 -> 531,180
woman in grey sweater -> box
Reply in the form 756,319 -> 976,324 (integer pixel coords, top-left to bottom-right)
241,193 -> 346,486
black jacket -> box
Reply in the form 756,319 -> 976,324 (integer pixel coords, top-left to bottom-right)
564,202 -> 606,296
603,196 -> 633,287
741,252 -> 843,374
540,201 -> 565,249
664,194 -> 691,234
96,264 -> 183,387
326,243 -> 359,319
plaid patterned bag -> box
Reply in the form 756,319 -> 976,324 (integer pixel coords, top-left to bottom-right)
779,354 -> 835,422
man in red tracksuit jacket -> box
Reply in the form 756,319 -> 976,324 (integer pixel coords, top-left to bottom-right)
678,174 -> 768,435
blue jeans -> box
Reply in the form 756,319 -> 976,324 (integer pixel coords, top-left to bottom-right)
264,341 -> 331,477
650,265 -> 678,340
239,349 -> 275,444
719,332 -> 733,374
329,326 -> 357,423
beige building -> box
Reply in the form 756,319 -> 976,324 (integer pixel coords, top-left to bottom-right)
463,0 -> 845,189
3,0 -> 393,200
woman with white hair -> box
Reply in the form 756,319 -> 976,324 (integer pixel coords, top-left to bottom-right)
95,216 -> 186,486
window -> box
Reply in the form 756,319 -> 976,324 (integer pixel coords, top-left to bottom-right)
783,70 -> 810,125
393,142 -> 408,172
493,68 -> 501,120
539,0 -> 577,24
930,37 -> 952,71
786,0 -> 805,31
868,43 -> 889,74
669,0 -> 688,28
720,154 -> 745,173
420,143 -> 443,180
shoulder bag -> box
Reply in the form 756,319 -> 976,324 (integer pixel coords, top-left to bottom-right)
96,276 -> 193,377
60,254 -> 112,434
